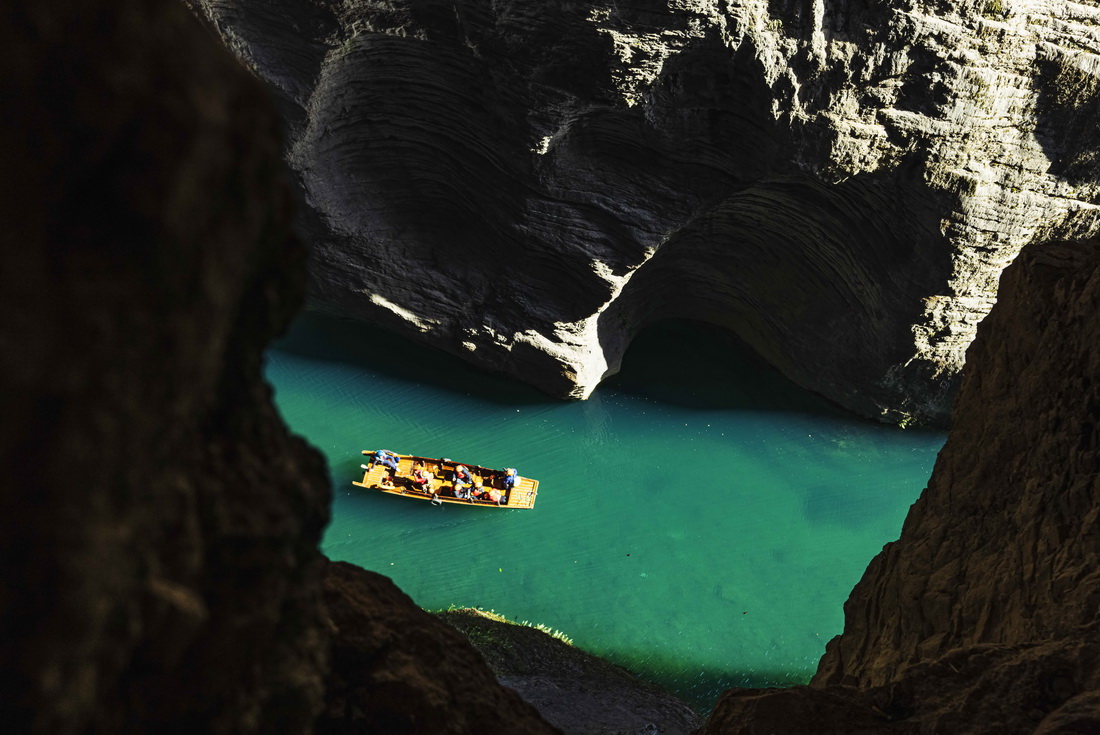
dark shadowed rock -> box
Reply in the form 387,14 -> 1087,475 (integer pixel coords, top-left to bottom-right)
0,2 -> 329,732
189,0 -> 1100,426
816,239 -> 1100,689
0,2 -> 557,733
320,563 -> 560,734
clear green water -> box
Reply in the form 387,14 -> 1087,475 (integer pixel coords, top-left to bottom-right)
265,311 -> 944,713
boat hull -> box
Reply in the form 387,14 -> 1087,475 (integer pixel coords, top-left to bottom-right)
353,451 -> 538,509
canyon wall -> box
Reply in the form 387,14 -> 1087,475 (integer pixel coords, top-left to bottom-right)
188,0 -> 1100,425
702,238 -> 1100,733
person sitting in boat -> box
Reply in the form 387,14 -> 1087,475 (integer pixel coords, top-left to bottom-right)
379,473 -> 396,489
487,487 -> 505,506
374,450 -> 399,473
501,468 -> 518,491
411,462 -> 432,493
452,465 -> 473,498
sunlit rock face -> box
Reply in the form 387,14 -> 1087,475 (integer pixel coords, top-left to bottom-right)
188,0 -> 1100,425
699,237 -> 1100,733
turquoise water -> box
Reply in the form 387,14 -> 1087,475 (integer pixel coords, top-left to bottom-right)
265,311 -> 944,712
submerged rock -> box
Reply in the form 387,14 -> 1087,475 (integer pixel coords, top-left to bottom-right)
438,608 -> 702,735
188,0 -> 1100,425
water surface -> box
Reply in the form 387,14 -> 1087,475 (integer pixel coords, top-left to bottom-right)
266,311 -> 944,711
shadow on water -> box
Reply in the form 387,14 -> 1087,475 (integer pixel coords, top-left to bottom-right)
609,319 -> 851,417
277,311 -> 875,418
271,310 -> 549,407
612,651 -> 815,716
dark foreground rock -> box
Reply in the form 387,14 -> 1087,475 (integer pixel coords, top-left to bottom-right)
1,2 -> 330,731
321,564 -> 558,734
702,239 -> 1100,733
189,0 -> 1100,426
438,608 -> 701,735
0,2 -> 555,733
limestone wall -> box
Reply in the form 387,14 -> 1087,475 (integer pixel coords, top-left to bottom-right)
189,0 -> 1100,425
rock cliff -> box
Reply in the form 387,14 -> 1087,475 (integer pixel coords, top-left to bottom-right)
188,0 -> 1100,425
437,608 -> 702,734
701,237 -> 1100,733
0,3 -> 554,733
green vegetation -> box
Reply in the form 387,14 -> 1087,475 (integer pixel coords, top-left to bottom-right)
1048,57 -> 1100,109
982,0 -> 1008,20
436,607 -> 608,679
438,606 -> 574,646
434,606 -> 695,702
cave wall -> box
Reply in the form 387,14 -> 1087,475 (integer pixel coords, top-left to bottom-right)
188,0 -> 1100,425
702,237 -> 1100,733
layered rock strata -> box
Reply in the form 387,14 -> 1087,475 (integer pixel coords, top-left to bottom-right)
0,3 -> 555,733
189,0 -> 1100,424
702,237 -> 1100,733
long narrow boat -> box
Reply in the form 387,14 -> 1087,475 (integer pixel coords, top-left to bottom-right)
353,451 -> 539,509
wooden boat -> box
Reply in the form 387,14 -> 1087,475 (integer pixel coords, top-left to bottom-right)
353,451 -> 538,509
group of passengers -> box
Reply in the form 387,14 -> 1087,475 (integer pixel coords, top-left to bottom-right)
373,451 -> 429,492
453,464 -> 517,505
372,450 -> 517,505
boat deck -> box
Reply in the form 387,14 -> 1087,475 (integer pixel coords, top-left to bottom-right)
353,451 -> 538,509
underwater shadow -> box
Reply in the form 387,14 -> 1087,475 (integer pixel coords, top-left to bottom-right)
605,646 -> 817,716
604,319 -> 853,418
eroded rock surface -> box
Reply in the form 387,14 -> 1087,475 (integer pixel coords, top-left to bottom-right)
189,0 -> 1100,424
701,238 -> 1100,733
